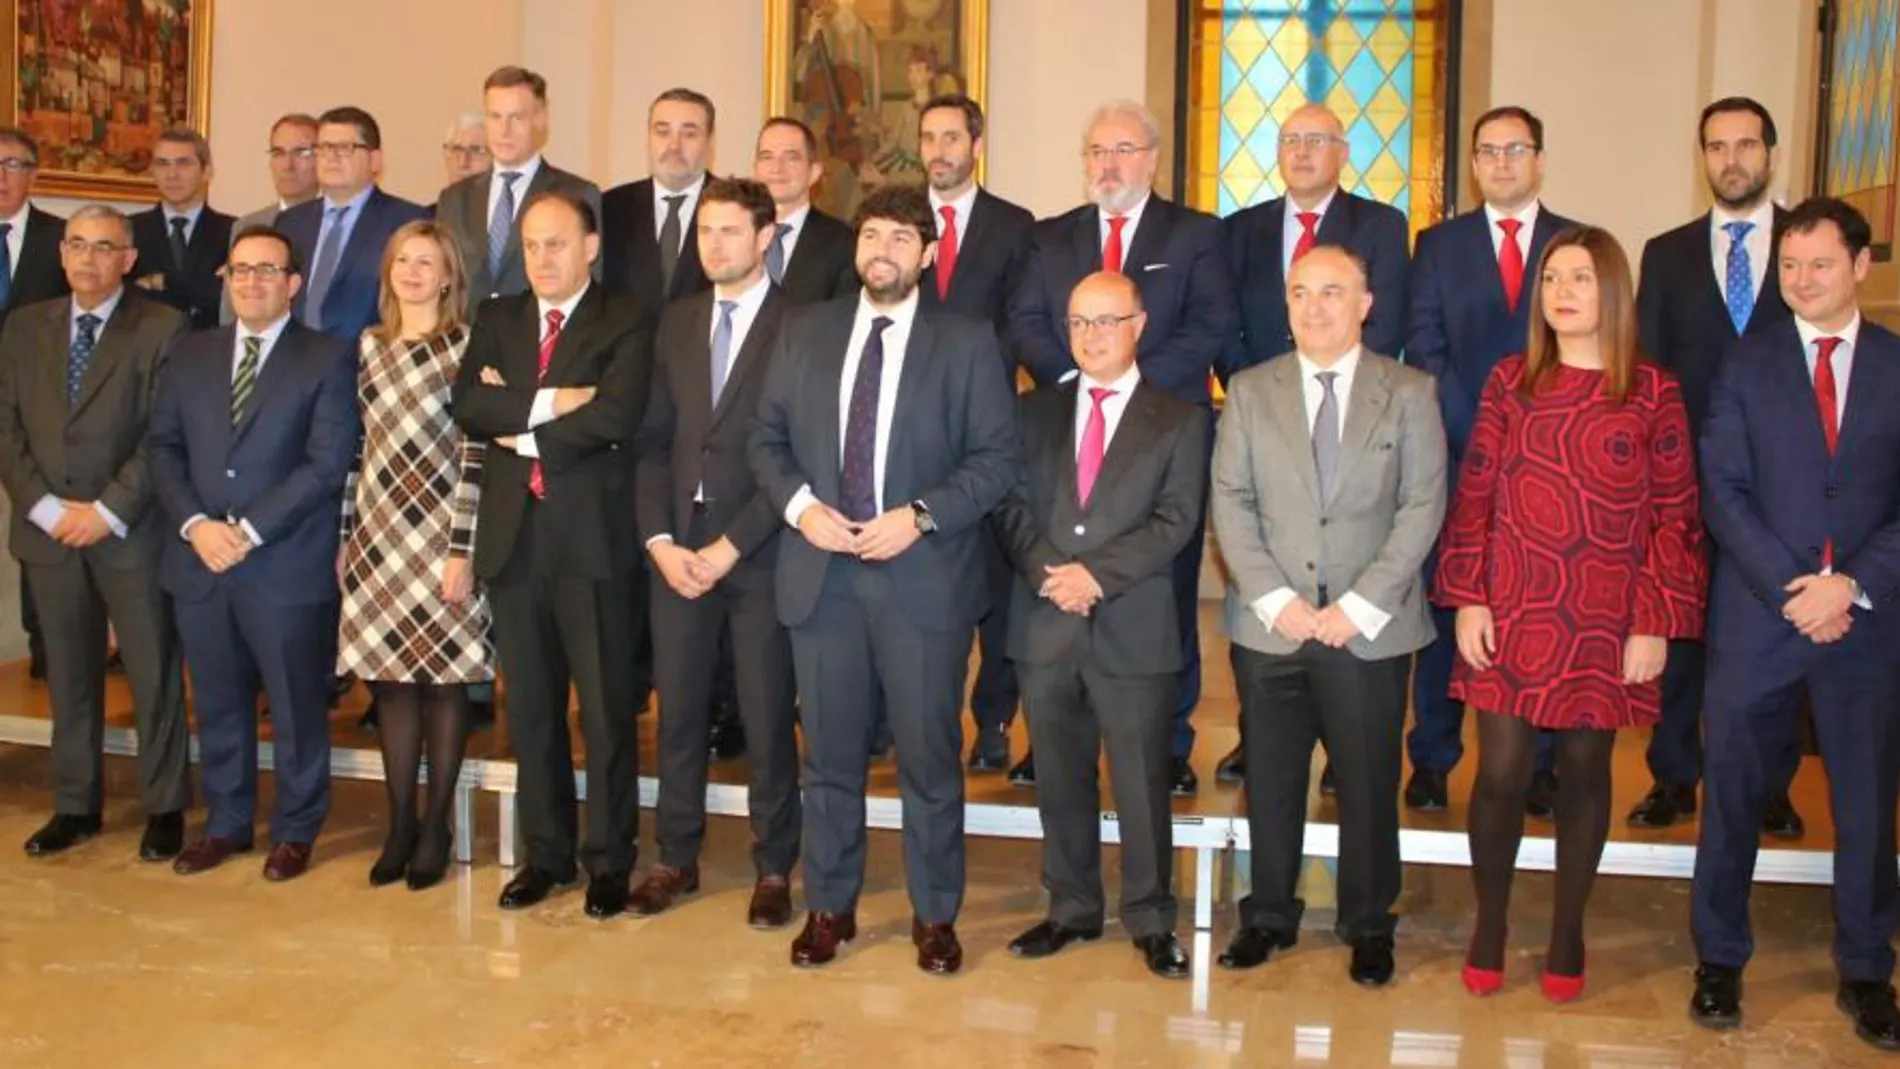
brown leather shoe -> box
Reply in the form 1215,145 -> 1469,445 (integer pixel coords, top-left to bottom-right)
790,910 -> 856,967
172,835 -> 253,875
262,842 -> 313,882
748,874 -> 793,929
913,918 -> 963,976
628,864 -> 700,916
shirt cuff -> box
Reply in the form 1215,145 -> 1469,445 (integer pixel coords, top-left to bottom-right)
645,534 -> 674,550
513,432 -> 539,458
529,389 -> 558,429
92,502 -> 128,539
1251,587 -> 1296,632
1057,369 -> 1079,384
238,519 -> 264,547
1338,591 -> 1392,642
27,495 -> 63,535
180,513 -> 209,541
785,485 -> 818,528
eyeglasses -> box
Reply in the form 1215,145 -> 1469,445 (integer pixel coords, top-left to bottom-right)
152,156 -> 200,171
1084,142 -> 1153,164
313,142 -> 369,159
1278,133 -> 1343,150
443,144 -> 491,161
0,157 -> 37,174
60,239 -> 128,257
228,263 -> 290,280
1066,313 -> 1139,333
1474,142 -> 1538,162
267,146 -> 317,162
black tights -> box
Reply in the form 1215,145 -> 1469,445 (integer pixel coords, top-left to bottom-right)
373,681 -> 472,862
1466,710 -> 1614,977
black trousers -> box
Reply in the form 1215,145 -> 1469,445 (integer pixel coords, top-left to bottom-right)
969,522 -> 1020,737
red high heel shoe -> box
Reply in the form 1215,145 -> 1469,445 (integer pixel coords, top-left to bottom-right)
1540,950 -> 1586,1004
1462,930 -> 1506,997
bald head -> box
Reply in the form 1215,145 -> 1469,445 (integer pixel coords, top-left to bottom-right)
1287,245 -> 1371,365
1067,270 -> 1146,382
1279,103 -> 1347,208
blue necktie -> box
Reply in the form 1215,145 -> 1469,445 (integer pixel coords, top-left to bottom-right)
1723,220 -> 1756,334
303,205 -> 349,330
0,222 -> 15,310
839,316 -> 892,522
766,223 -> 791,284
487,171 -> 521,279
710,299 -> 737,407
68,313 -> 100,406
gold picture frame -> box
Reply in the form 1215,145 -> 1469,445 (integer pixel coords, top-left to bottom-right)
765,0 -> 988,220
0,0 -> 215,202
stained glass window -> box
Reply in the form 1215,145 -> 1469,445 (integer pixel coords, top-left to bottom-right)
1820,0 -> 1897,253
1186,0 -> 1454,234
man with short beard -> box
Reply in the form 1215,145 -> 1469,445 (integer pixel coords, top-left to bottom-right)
1631,97 -> 1802,837
602,88 -> 716,312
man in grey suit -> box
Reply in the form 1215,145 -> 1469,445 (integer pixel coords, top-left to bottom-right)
221,114 -> 320,326
0,205 -> 190,861
749,184 -> 1017,975
1210,245 -> 1446,986
993,271 -> 1207,979
437,66 -> 601,316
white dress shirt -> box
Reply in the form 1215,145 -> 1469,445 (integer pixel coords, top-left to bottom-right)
1099,192 -> 1151,260
179,312 -> 293,546
1280,188 -> 1337,275
1072,363 -> 1141,459
1795,312 -> 1873,609
1709,198 -> 1774,311
1248,345 -> 1394,641
929,184 -> 979,242
1484,200 -> 1541,263
31,289 -> 130,540
783,289 -> 921,526
486,154 -> 544,226
653,173 -> 706,254
775,202 -> 813,267
0,200 -> 30,274
511,283 -> 591,458
162,202 -> 206,244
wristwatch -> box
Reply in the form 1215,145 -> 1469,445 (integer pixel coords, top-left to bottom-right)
910,499 -> 937,535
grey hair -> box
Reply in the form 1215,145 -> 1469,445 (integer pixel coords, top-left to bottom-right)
67,203 -> 133,245
444,111 -> 485,141
1082,99 -> 1162,149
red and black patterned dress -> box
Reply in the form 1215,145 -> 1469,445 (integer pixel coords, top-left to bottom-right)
1434,356 -> 1706,730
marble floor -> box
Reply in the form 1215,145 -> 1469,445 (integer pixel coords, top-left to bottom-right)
0,748 -> 1888,1068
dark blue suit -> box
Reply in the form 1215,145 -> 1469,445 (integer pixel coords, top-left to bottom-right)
147,320 -> 359,845
278,187 -> 427,343
1692,319 -> 1900,983
1007,194 -> 1236,757
1404,205 -> 1576,775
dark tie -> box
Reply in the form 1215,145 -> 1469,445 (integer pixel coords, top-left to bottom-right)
303,205 -> 349,330
0,221 -> 15,310
1814,335 -> 1843,568
839,316 -> 893,522
168,216 -> 190,273
231,335 -> 261,425
487,171 -> 522,278
766,222 -> 791,284
68,312 -> 100,406
710,299 -> 737,406
659,194 -> 686,290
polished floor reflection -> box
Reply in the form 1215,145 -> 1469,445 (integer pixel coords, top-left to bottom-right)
0,748 -> 1888,1068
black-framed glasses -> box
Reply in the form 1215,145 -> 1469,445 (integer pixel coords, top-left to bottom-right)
228,263 -> 290,280
267,146 -> 317,162
60,239 -> 128,257
314,142 -> 369,159
1066,313 -> 1139,333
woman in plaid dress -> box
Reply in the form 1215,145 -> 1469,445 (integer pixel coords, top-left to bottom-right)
337,220 -> 492,890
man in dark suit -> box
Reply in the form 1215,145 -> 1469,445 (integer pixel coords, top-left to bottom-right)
221,113 -> 321,327
629,177 -> 799,926
602,88 -> 715,310
148,226 -> 358,882
1689,197 -> 1900,1052
752,117 -> 859,304
0,205 -> 189,861
1007,99 -> 1235,795
130,129 -> 234,330
1404,104 -> 1575,815
995,271 -> 1205,979
277,106 -> 428,342
750,184 -> 1017,974
438,68 -> 601,317
1630,97 -> 1802,837
451,191 -> 651,919
912,92 -> 1034,773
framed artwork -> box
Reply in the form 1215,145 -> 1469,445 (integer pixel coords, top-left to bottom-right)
765,0 -> 988,220
1,0 -> 214,202
1814,0 -> 1897,259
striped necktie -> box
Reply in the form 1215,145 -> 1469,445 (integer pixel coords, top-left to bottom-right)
232,335 -> 261,425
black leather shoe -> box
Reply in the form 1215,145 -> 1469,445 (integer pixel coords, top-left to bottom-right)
1318,762 -> 1337,798
1218,926 -> 1296,970
1762,793 -> 1805,840
1404,768 -> 1448,812
1525,770 -> 1559,820
1215,744 -> 1245,784
709,720 -> 747,762
967,729 -> 1010,772
1007,919 -> 1102,959
1348,936 -> 1396,987
498,867 -> 568,910
1170,756 -> 1199,797
1689,963 -> 1743,1030
405,823 -> 452,891
28,646 -> 46,681
584,871 -> 631,919
1136,932 -> 1191,979
1008,751 -> 1037,788
1627,783 -> 1697,828
24,813 -> 102,856
1838,981 -> 1900,1051
469,699 -> 496,730
368,823 -> 417,887
138,812 -> 185,861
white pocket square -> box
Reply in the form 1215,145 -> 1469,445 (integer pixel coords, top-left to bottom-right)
1142,262 -> 1169,272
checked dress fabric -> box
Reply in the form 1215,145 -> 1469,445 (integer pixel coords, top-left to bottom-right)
337,327 -> 494,683
1434,356 -> 1706,730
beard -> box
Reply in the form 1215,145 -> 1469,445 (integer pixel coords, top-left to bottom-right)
859,258 -> 924,304
1712,167 -> 1770,211
1088,178 -> 1146,216
928,156 -> 974,192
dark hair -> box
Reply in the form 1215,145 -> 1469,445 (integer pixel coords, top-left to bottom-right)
520,189 -> 599,235
269,113 -> 319,141
1471,105 -> 1544,152
1699,96 -> 1778,149
485,65 -> 548,102
1522,226 -> 1640,403
759,116 -> 819,159
318,106 -> 383,151
920,93 -> 985,140
155,128 -> 211,167
1779,196 -> 1873,259
852,184 -> 937,243
699,176 -> 776,232
651,88 -> 715,134
0,126 -> 40,165
229,224 -> 303,277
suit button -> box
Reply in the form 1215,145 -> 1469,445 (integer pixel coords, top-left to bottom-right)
1825,485 -> 1839,498
1073,524 -> 1085,536
225,469 -> 236,478
1305,562 -> 1316,571
1319,518 -> 1329,527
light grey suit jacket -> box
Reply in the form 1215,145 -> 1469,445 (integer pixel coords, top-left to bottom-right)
1211,348 -> 1447,660
436,160 -> 602,317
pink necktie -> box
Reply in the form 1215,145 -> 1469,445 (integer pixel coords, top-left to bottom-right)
1077,387 -> 1114,506
528,308 -> 563,499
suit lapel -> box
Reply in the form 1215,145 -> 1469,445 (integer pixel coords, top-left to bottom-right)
673,291 -> 716,432
1461,211 -> 1509,313
464,171 -> 495,275
955,193 -> 992,286
1314,193 -> 1352,243
1837,325 -> 1894,464
68,295 -> 139,420
811,304 -> 853,494
1122,197 -> 1169,274
1770,321 -> 1834,470
1745,207 -> 1792,333
1071,209 -> 1102,274
711,289 -> 782,428
1259,199 -> 1288,284
884,310 -> 934,503
1330,356 -> 1390,501
232,323 -> 300,446
1270,358 -> 1322,504
545,285 -> 605,383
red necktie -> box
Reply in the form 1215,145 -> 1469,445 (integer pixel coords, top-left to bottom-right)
1497,217 -> 1525,312
528,307 -> 563,500
936,204 -> 959,300
1077,386 -> 1114,506
1103,215 -> 1128,274
1815,335 -> 1843,567
1292,211 -> 1320,263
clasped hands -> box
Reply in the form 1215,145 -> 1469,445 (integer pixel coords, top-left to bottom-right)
1272,597 -> 1362,648
1039,562 -> 1102,616
478,367 -> 596,452
652,536 -> 741,600
1781,572 -> 1856,644
48,501 -> 111,549
188,519 -> 254,574
795,501 -> 921,562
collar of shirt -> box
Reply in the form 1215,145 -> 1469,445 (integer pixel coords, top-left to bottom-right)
1795,311 -> 1861,353
711,273 -> 771,340
538,282 -> 590,337
1286,187 -> 1337,223
163,202 -> 206,234
323,184 -> 376,217
1483,199 -> 1540,236
0,199 -> 30,233
1078,362 -> 1141,398
854,286 -> 919,338
236,313 -> 293,368
1711,198 -> 1774,239
929,185 -> 979,230
1099,191 -> 1151,246
654,173 -> 706,226
1297,345 -> 1363,384
780,202 -> 812,237
494,155 -> 543,188
71,287 -> 124,334
1296,345 -> 1362,428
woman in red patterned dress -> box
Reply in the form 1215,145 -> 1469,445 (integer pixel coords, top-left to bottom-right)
1435,226 -> 1706,1002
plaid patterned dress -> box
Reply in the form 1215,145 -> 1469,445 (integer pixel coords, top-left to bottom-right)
336,327 -> 494,683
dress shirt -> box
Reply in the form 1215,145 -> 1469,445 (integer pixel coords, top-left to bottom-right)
775,202 -> 813,267
929,184 -> 979,242
162,202 -> 206,244
783,289 -> 921,526
314,184 -> 376,264
1280,188 -> 1337,275
1071,363 -> 1141,458
485,154 -> 543,226
30,289 -> 131,539
1709,198 -> 1774,309
179,313 -> 292,547
653,173 -> 707,256
1098,191 -> 1151,262
0,199 -> 29,278
510,283 -> 591,459
1795,312 -> 1873,609
1483,199 -> 1541,263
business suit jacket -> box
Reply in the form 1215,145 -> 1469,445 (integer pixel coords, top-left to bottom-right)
1008,195 -> 1236,406
749,296 -> 1020,630
0,205 -> 73,335
1223,190 -> 1410,378
0,292 -> 186,568
130,205 -> 235,330
278,186 -> 429,341
918,187 -> 1034,338
438,162 -> 603,316
146,319 -> 359,605
778,207 -> 860,306
1637,208 -> 1792,433
1211,349 -> 1446,659
1406,205 -> 1577,459
636,286 -> 788,566
451,285 -> 652,581
601,177 -> 709,309
994,378 -> 1210,674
